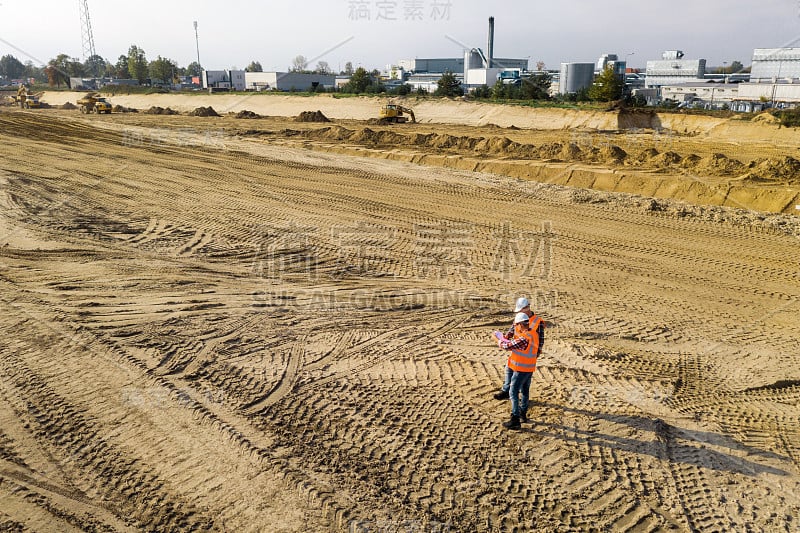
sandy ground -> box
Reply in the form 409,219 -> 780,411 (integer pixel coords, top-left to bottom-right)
29,92 -> 800,214
0,106 -> 799,532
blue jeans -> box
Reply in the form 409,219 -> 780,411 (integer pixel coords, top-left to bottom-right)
502,364 -> 513,392
509,371 -> 533,417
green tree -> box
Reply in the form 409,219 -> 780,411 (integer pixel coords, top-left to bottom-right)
471,85 -> 491,98
23,61 -> 44,83
588,66 -> 623,102
434,70 -> 462,97
343,61 -> 353,75
127,45 -> 148,83
343,67 -> 372,93
520,71 -> 552,100
246,61 -> 263,72
0,54 -> 25,79
149,56 -> 177,84
45,54 -> 72,87
67,59 -> 86,78
112,55 -> 129,78
185,61 -> 203,77
491,80 -> 507,99
83,54 -> 106,77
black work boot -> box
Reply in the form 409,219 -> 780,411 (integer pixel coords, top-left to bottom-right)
520,410 -> 528,424
493,389 -> 509,400
503,415 -> 521,430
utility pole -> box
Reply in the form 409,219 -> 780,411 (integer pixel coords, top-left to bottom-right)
194,21 -> 201,68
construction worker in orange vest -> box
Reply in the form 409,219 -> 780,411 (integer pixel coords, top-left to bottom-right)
493,297 -> 535,400
496,309 -> 545,430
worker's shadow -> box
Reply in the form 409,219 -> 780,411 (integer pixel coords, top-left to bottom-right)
524,402 -> 791,477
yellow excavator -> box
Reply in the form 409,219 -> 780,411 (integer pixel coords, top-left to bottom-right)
379,104 -> 415,124
77,92 -> 113,114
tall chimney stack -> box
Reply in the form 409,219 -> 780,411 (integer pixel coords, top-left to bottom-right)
487,17 -> 495,68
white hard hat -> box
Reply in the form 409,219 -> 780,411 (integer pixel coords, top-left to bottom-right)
514,297 -> 529,312
514,312 -> 529,324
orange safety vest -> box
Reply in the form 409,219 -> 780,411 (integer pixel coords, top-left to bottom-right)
508,315 -> 543,373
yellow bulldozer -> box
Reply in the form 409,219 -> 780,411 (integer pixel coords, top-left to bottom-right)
77,92 -> 113,114
379,104 -> 415,124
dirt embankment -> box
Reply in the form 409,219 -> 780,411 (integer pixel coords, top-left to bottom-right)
37,91 -> 791,138
244,124 -> 800,214
271,124 -> 800,180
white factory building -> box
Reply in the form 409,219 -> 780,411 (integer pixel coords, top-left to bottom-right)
202,70 -> 246,91
731,80 -> 800,111
244,72 -> 335,92
750,48 -> 800,81
645,50 -> 706,88
202,70 -> 335,92
660,82 -> 739,108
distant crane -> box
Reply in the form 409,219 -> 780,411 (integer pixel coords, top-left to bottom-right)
79,0 -> 97,61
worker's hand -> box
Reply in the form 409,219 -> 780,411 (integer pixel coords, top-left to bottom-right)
492,330 -> 505,349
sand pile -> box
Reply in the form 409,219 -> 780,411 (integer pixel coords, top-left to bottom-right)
408,133 -> 434,146
680,154 -> 702,168
753,112 -> 779,125
366,117 -> 392,125
144,106 -> 179,115
744,156 -> 800,183
696,153 -> 745,176
314,125 -> 354,141
650,151 -> 683,168
189,106 -> 220,117
634,148 -> 660,162
235,110 -> 261,119
112,105 -> 137,113
558,143 -> 583,161
295,110 -> 330,123
537,143 -> 564,160
479,136 -> 514,154
599,145 -> 628,164
350,128 -> 381,143
61,102 -> 77,110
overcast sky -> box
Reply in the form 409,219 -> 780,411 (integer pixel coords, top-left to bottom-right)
2,0 -> 800,72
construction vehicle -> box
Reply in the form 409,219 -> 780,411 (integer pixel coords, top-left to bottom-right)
15,86 -> 42,109
77,92 -> 113,114
379,104 -> 415,124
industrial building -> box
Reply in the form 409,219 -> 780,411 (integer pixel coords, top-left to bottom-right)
597,54 -> 627,79
731,81 -> 800,111
660,82 -> 739,108
244,72 -> 335,92
645,50 -> 706,88
750,48 -> 800,81
401,17 -> 529,92
404,73 -> 442,93
202,70 -> 246,91
398,58 -> 463,74
69,77 -> 140,89
558,63 -> 595,94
